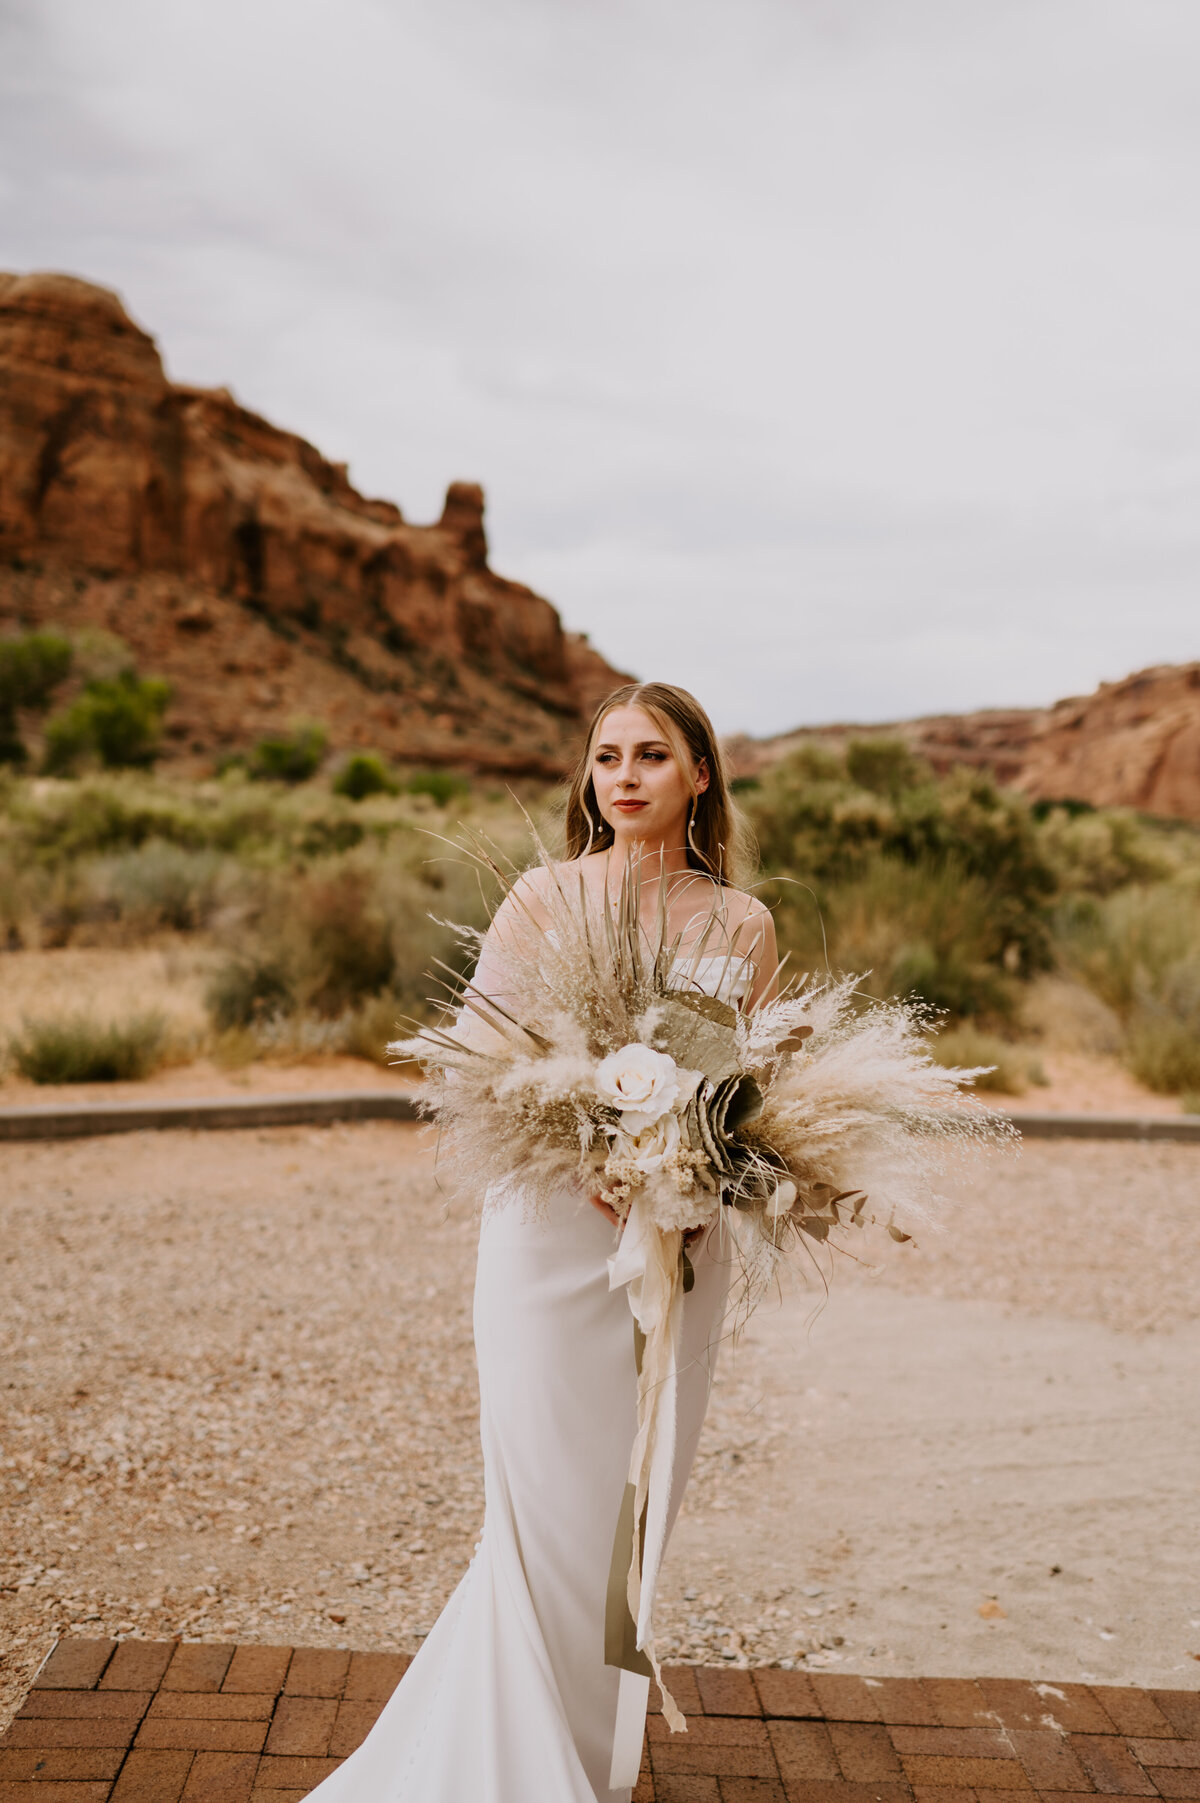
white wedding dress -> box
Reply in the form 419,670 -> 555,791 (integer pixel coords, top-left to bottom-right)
305,947 -> 751,1803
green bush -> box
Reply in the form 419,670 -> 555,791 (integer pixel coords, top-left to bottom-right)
926,1023 -> 1043,1095
406,768 -> 470,806
745,753 -> 1057,995
844,736 -> 929,798
765,855 -> 1017,1019
1038,806 -> 1173,896
291,864 -> 395,1016
206,953 -> 295,1031
43,670 -> 170,772
332,752 -> 398,801
248,725 -> 327,784
9,1012 -> 167,1082
94,843 -> 228,934
0,631 -> 74,764
1126,1014 -> 1200,1095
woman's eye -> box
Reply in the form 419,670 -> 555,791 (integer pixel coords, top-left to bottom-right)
641,752 -> 666,763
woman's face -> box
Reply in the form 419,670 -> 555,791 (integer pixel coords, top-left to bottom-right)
590,705 -> 708,848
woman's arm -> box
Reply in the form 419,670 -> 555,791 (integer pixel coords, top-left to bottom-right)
737,898 -> 780,1011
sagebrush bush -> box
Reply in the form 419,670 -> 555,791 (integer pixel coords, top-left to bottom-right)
407,768 -> 470,806
0,630 -> 73,764
1055,885 -> 1199,1017
1055,883 -> 1200,1093
201,841 -> 498,1036
745,751 -> 1058,996
206,954 -> 295,1030
9,1011 -> 167,1082
926,1023 -> 1045,1095
248,725 -> 327,784
92,843 -> 229,934
43,670 -> 170,773
333,752 -> 398,801
766,855 -> 1017,1019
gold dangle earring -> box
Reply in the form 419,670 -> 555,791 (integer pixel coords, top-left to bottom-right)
687,794 -> 701,864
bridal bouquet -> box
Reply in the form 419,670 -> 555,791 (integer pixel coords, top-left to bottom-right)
391,841 -> 1011,1289
391,836 -> 1013,1760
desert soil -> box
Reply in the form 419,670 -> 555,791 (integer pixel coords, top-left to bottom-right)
3,1125 -> 1199,1731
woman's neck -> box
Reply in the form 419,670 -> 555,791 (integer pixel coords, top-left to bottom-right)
604,836 -> 703,902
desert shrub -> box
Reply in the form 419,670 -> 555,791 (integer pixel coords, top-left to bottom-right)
201,840 -> 496,1037
406,768 -> 470,806
844,736 -> 929,798
1056,883 -> 1200,1092
337,992 -> 406,1065
333,752 -> 398,801
745,753 -> 1057,990
43,670 -> 171,772
1038,806 -> 1173,896
248,725 -> 327,784
291,864 -> 396,1016
0,631 -> 74,764
1126,1012 -> 1200,1095
1055,884 -> 1200,1017
205,952 -> 295,1030
9,1011 -> 167,1083
926,1024 -> 1046,1096
1123,959 -> 1200,1095
765,855 -> 1018,1019
92,843 -> 230,934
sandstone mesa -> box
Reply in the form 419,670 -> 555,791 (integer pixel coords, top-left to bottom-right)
0,270 -> 627,776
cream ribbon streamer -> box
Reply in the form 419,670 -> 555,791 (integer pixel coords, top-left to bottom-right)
605,1193 -> 687,1790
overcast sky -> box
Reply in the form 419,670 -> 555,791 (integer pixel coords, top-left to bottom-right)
2,0 -> 1197,734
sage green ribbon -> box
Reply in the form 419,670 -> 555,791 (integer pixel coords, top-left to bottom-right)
604,1320 -> 653,1677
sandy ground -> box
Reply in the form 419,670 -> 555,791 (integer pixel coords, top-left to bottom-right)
2,1124 -> 1198,1730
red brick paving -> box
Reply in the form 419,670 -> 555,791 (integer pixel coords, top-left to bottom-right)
2,1639 -> 1196,1801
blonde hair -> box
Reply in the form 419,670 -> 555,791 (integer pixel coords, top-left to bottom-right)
564,681 -> 755,888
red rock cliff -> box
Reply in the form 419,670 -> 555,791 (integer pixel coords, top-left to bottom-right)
727,663 -> 1200,824
0,271 -> 628,772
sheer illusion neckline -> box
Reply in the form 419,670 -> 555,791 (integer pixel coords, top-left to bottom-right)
541,927 -> 754,1004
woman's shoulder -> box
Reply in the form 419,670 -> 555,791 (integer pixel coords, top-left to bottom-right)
715,882 -> 771,926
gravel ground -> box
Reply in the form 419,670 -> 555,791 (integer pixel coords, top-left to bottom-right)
3,1126 -> 1198,1727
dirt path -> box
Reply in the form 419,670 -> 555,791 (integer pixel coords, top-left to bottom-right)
3,1126 -> 1198,1727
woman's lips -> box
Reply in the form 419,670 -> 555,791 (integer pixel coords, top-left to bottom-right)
613,799 -> 648,810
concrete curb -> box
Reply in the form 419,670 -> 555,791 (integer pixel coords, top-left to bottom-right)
1006,1110 -> 1200,1142
0,1092 -> 1195,1144
0,1089 -> 426,1142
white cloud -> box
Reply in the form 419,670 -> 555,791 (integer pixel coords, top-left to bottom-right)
2,0 -> 1197,732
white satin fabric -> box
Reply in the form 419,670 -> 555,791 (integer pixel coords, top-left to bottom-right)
304,951 -> 746,1803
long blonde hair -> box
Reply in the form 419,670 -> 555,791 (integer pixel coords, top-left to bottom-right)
563,681 -> 755,888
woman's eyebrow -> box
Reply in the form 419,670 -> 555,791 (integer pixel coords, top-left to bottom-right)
594,739 -> 671,753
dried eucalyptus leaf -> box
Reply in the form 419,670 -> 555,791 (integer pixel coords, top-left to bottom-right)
656,995 -> 741,1085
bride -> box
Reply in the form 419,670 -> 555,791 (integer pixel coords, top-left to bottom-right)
305,681 -> 777,1803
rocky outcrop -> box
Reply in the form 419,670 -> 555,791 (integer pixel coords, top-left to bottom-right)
727,663 -> 1200,824
0,271 -> 628,772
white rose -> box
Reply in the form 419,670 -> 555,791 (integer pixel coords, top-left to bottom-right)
596,1043 -> 688,1132
613,1111 -> 681,1174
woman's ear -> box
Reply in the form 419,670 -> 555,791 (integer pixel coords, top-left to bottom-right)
694,758 -> 711,796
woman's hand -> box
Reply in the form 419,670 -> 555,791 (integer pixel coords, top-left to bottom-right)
589,1193 -> 622,1229
590,1192 -> 706,1251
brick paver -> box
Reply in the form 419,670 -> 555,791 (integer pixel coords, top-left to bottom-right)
5,1639 -> 1196,1801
